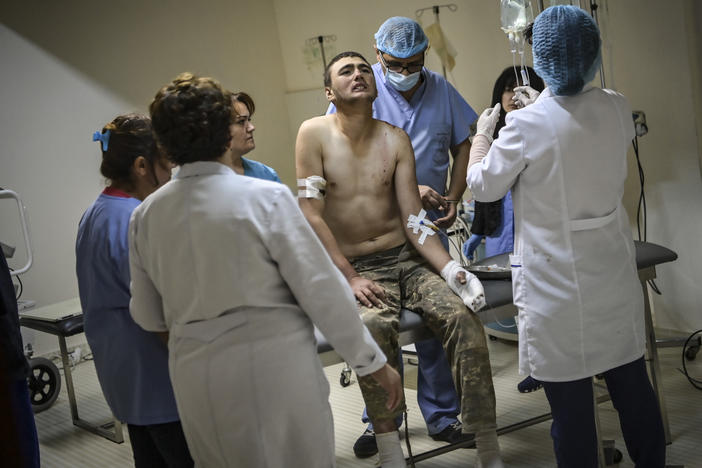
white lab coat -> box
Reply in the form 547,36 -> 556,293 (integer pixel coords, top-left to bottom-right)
129,162 -> 386,467
467,86 -> 645,382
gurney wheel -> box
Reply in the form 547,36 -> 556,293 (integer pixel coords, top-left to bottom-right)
340,368 -> 352,387
27,357 -> 61,413
604,446 -> 623,465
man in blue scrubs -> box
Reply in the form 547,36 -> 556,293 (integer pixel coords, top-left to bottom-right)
328,16 -> 477,457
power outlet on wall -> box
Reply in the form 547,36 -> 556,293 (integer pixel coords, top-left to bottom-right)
632,110 -> 648,137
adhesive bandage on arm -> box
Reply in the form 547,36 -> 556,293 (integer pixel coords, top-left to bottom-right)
406,209 -> 438,245
440,260 -> 486,312
297,176 -> 327,200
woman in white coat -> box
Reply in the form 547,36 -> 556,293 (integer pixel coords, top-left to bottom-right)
466,6 -> 665,467
128,73 -> 402,468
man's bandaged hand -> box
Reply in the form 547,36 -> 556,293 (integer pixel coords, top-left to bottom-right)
440,260 -> 486,312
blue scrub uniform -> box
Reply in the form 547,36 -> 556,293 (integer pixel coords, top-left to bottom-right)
329,64 -> 478,435
76,190 -> 181,425
242,157 -> 281,182
484,191 -> 514,258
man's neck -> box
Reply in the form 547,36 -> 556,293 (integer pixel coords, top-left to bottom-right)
333,101 -> 375,139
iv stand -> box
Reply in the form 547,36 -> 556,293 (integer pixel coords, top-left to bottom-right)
306,35 -> 337,70
415,3 -> 457,79
588,0 -> 606,88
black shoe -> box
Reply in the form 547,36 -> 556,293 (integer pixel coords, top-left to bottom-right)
430,421 -> 474,445
517,375 -> 543,393
352,428 -> 377,458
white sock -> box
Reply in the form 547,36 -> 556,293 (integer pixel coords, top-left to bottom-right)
475,430 -> 504,468
376,431 -> 405,468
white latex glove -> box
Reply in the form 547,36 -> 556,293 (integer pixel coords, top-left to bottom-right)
475,103 -> 501,144
513,86 -> 540,108
440,260 -> 486,312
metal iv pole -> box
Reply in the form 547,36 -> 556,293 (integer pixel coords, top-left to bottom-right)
415,3 -> 457,78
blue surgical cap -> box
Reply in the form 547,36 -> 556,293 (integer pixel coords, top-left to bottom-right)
532,6 -> 601,96
374,17 -> 428,58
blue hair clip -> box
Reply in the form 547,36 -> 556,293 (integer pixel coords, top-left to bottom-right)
92,130 -> 110,151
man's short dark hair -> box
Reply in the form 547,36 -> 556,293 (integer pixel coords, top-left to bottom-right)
324,51 -> 371,87
149,72 -> 233,165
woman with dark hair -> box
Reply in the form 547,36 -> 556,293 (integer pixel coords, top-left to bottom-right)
227,92 -> 281,182
464,66 -> 545,261
76,114 -> 192,468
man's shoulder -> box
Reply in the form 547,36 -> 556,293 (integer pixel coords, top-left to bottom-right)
373,119 -> 409,142
301,114 -> 334,129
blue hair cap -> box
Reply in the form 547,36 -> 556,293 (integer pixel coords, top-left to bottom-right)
532,5 -> 601,96
374,17 -> 428,58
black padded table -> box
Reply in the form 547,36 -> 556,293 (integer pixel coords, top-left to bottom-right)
316,241 -> 678,462
19,298 -> 124,443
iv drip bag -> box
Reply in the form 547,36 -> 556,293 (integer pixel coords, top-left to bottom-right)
500,0 -> 534,53
500,0 -> 533,34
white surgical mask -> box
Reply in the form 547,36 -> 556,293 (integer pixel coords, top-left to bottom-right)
385,69 -> 421,92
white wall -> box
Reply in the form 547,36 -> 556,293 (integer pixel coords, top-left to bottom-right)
1,0 -> 293,354
274,0 -> 518,118
604,0 -> 702,332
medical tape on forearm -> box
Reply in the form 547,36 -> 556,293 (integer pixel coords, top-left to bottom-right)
406,209 -> 438,245
297,175 -> 327,199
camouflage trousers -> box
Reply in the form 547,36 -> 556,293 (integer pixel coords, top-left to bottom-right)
351,244 -> 497,433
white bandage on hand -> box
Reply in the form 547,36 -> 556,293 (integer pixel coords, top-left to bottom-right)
440,260 -> 486,312
297,175 -> 327,199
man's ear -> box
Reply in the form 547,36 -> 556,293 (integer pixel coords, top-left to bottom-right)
325,86 -> 334,103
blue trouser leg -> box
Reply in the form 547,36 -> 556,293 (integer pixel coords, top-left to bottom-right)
415,337 -> 461,435
7,379 -> 40,468
542,356 -> 666,468
542,377 -> 599,468
603,356 -> 665,467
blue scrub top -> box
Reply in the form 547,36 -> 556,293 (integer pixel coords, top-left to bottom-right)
76,192 -> 180,425
329,63 -> 477,194
485,191 -> 514,258
242,157 -> 281,182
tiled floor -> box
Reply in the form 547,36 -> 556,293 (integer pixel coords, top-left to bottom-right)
34,336 -> 700,467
